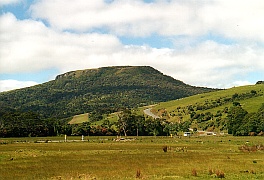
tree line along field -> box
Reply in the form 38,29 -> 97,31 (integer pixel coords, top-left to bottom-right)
0,136 -> 263,179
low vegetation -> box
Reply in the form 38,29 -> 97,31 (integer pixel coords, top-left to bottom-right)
0,136 -> 263,179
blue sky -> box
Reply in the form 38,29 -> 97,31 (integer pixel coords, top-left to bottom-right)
1,0 -> 264,92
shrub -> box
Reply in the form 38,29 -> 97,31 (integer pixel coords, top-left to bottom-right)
208,168 -> 214,175
162,146 -> 168,152
250,169 -> 256,174
192,169 -> 197,177
215,170 -> 225,178
258,131 -> 264,136
136,169 -> 142,179
249,132 -> 256,136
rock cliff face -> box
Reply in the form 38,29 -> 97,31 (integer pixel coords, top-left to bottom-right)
55,68 -> 100,80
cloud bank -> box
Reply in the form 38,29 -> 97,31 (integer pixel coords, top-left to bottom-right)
29,0 -> 264,41
1,0 -> 264,91
0,0 -> 22,6
0,80 -> 38,92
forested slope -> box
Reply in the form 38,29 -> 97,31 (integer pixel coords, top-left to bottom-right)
0,66 -> 215,119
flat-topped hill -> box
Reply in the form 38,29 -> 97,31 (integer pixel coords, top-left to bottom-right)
0,66 -> 215,119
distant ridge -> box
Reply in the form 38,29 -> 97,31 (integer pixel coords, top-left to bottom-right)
0,66 -> 216,119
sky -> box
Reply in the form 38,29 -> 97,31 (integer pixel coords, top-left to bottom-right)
1,0 -> 264,92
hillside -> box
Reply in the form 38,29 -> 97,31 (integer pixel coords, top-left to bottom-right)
149,84 -> 264,134
0,66 -> 215,119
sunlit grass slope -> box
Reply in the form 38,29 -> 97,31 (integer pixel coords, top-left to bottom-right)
152,84 -> 264,122
68,113 -> 88,124
69,112 -> 118,125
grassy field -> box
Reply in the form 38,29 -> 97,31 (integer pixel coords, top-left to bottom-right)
0,136 -> 263,179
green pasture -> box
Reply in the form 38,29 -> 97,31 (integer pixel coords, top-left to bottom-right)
153,84 -> 264,122
69,113 -> 89,124
69,113 -> 119,126
0,136 -> 263,179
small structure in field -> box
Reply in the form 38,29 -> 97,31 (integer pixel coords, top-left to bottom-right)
183,132 -> 191,137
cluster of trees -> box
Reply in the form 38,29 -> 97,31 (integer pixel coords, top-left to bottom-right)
227,104 -> 264,136
117,109 -> 189,136
69,109 -> 191,137
0,111 -> 71,137
0,109 -> 191,137
187,102 -> 264,136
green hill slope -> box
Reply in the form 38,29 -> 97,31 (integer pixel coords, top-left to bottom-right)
149,84 -> 264,133
0,66 -> 215,119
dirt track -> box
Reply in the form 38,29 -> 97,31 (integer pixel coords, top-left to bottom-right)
143,108 -> 160,119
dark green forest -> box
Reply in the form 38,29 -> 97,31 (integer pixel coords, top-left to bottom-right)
0,66 -> 214,119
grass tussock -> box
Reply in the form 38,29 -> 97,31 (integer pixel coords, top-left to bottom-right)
215,170 -> 225,178
191,168 -> 197,177
208,168 -> 214,175
239,144 -> 264,152
162,145 -> 168,152
136,169 -> 142,179
208,168 -> 225,178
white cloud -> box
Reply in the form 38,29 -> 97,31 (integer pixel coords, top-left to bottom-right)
0,80 -> 38,92
29,0 -> 264,41
0,13 -> 121,73
29,0 -> 206,36
0,0 -> 22,6
1,12 -> 264,89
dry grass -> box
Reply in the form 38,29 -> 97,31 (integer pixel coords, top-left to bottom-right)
0,136 -> 264,179
239,144 -> 264,152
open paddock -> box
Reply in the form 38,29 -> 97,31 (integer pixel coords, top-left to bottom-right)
0,136 -> 263,179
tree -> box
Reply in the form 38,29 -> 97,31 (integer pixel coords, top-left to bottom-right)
117,109 -> 138,136
242,104 -> 264,135
135,115 -> 145,136
163,122 -> 179,136
76,122 -> 91,136
144,118 -> 164,136
227,106 -> 248,135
